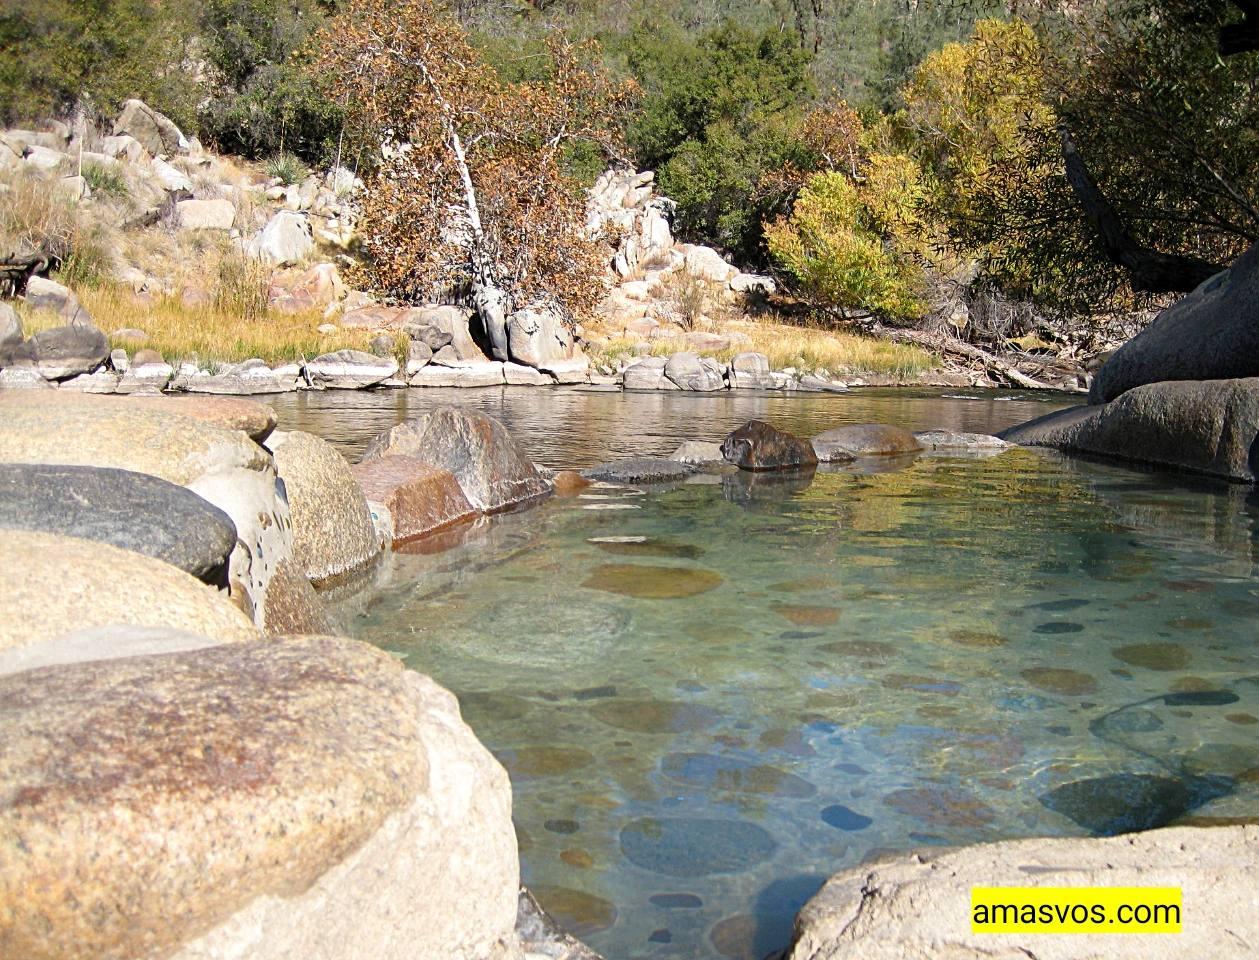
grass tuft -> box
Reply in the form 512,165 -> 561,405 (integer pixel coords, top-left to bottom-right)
265,152 -> 309,187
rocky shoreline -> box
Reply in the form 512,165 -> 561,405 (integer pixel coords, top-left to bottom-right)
3,382 -> 1259,959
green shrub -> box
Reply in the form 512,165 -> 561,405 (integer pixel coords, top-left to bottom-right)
265,152 -> 309,186
81,160 -> 130,201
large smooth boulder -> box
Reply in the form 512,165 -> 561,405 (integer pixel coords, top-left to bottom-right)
1091,244 -> 1259,404
351,455 -> 477,546
722,420 -> 818,471
507,306 -> 573,367
265,430 -> 379,585
788,825 -> 1259,960
0,634 -> 521,960
306,349 -> 398,389
1000,378 -> 1259,482
113,98 -> 188,156
176,198 -> 236,231
727,351 -> 775,390
623,356 -> 677,391
361,406 -> 552,513
664,351 -> 724,391
19,323 -> 109,380
0,464 -> 235,585
0,392 -> 293,624
812,423 -> 923,461
0,530 -> 257,672
247,210 -> 314,266
25,275 -> 90,324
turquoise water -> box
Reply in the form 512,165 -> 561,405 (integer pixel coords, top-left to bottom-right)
280,389 -> 1259,960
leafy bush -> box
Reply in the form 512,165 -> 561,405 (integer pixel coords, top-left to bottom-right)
766,171 -> 927,322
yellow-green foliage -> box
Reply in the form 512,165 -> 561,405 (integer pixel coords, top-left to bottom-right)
765,170 -> 928,321
901,19 -> 1056,266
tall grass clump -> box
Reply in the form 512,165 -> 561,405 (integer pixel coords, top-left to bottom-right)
212,251 -> 270,320
80,160 -> 130,201
0,169 -> 116,287
266,152 -> 309,186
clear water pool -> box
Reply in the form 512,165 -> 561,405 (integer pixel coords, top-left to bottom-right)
274,388 -> 1259,960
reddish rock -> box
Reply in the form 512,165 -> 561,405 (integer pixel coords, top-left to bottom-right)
720,420 -> 818,472
351,455 -> 477,546
339,305 -> 405,330
552,470 -> 592,497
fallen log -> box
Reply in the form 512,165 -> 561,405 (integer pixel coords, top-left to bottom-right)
874,324 -> 1059,391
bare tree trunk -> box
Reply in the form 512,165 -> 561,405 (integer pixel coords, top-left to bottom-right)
414,52 -> 513,360
1059,124 -> 1223,294
874,324 -> 1058,390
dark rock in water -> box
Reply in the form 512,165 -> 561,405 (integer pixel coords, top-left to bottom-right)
821,803 -> 873,831
571,684 -> 618,701
721,420 -> 818,472
812,423 -> 923,461
360,405 -> 552,512
1102,709 -> 1165,733
620,817 -> 776,877
1163,690 -> 1239,707
999,379 -> 1259,483
544,819 -> 580,835
0,463 -> 235,586
590,537 -> 703,559
650,893 -> 704,909
591,698 -> 722,734
1033,621 -> 1085,634
1089,243 -> 1259,404
648,928 -> 672,944
1039,773 -> 1233,835
1113,642 -> 1191,671
1026,598 -> 1091,612
1021,667 -> 1097,696
583,458 -> 696,484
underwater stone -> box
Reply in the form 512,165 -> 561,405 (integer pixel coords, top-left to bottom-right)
582,563 -> 723,599
1039,773 -> 1231,835
821,804 -> 873,832
619,817 -> 776,877
1113,642 -> 1192,671
1021,668 -> 1098,696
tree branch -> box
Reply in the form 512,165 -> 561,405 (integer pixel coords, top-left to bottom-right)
1058,124 -> 1224,293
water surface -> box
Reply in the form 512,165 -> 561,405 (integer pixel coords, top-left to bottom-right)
275,388 -> 1259,960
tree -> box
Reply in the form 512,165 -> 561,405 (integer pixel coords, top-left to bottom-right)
0,0 -> 198,126
315,0 -> 634,357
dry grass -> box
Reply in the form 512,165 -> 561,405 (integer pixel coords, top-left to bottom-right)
18,285 -> 401,366
588,313 -> 936,379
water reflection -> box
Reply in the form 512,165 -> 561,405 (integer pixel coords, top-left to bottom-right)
265,385 -> 1070,466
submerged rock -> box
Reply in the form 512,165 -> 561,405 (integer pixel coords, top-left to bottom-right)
583,458 -> 696,484
812,424 -> 922,460
721,420 -> 818,471
305,349 -> 398,390
913,430 -> 1011,453
1039,773 -> 1231,835
0,464 -> 235,586
620,817 -> 776,877
360,406 -> 551,513
582,563 -> 723,599
0,634 -> 521,960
